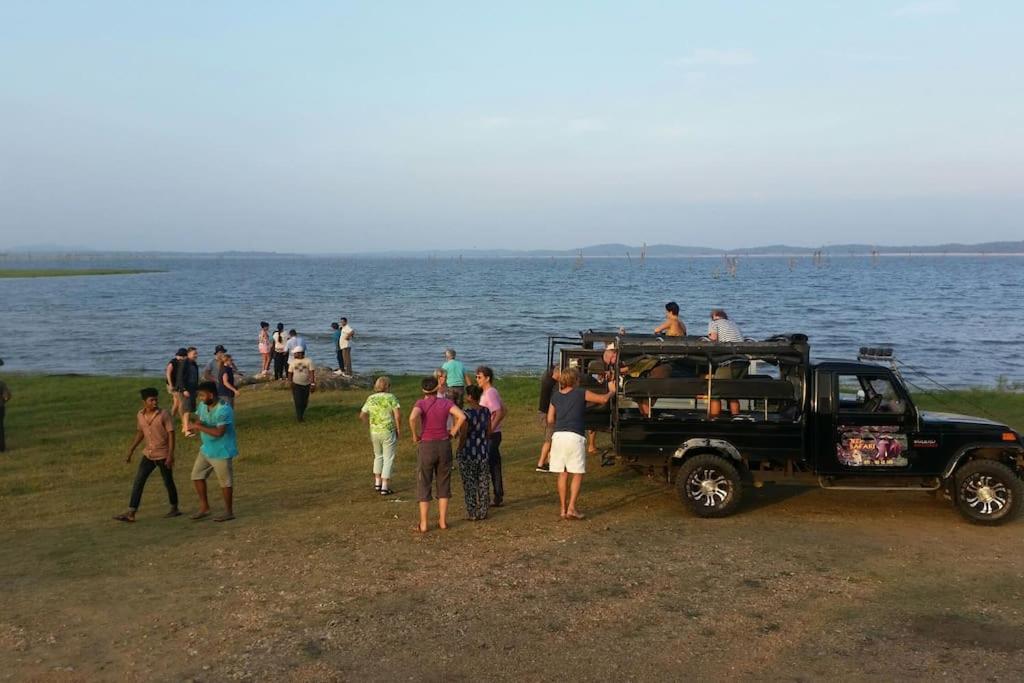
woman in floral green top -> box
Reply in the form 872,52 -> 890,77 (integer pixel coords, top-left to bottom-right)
359,376 -> 402,495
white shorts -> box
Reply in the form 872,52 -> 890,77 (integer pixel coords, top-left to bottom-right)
549,432 -> 587,474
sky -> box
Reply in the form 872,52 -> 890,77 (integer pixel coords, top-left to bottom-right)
1,0 -> 1022,253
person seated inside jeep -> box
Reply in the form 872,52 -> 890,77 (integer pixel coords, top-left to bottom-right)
601,345 -> 672,418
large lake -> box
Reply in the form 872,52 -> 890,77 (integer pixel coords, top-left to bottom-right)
1,255 -> 1021,387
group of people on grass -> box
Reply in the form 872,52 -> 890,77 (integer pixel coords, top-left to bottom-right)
111,304 -> 746,529
359,357 -> 506,533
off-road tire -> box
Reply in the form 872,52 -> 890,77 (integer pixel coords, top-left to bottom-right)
676,453 -> 743,518
954,459 -> 1023,526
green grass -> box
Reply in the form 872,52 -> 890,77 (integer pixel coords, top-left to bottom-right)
0,268 -> 162,278
2,374 -> 1024,680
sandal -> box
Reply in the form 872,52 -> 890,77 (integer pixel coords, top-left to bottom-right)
213,513 -> 235,522
164,509 -> 183,518
380,488 -> 394,496
113,513 -> 135,523
191,511 -> 210,521
374,483 -> 382,492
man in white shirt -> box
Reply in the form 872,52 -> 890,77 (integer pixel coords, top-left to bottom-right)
287,347 -> 316,422
285,329 -> 306,363
338,318 -> 355,376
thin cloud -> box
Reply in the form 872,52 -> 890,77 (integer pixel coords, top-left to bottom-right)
475,116 -> 516,130
566,118 -> 608,135
668,48 -> 756,67
891,0 -> 958,17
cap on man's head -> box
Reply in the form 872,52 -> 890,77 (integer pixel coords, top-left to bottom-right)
215,344 -> 227,353
176,347 -> 188,357
293,346 -> 305,354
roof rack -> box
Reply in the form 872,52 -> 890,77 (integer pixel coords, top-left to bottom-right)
858,345 -> 904,381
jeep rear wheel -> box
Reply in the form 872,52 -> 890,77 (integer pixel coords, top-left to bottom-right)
954,460 -> 1023,526
677,454 -> 743,518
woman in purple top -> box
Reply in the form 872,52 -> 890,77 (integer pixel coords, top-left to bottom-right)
409,376 -> 466,533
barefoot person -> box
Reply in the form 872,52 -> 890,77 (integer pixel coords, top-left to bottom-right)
476,366 -> 507,506
654,301 -> 687,337
548,367 -> 614,520
113,387 -> 180,522
456,385 -> 492,520
187,381 -> 238,522
177,347 -> 200,436
409,377 -> 466,533
258,321 -> 272,377
165,348 -> 186,418
360,376 -> 401,495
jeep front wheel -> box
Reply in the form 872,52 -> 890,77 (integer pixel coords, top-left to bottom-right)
677,454 -> 743,518
954,460 -> 1023,526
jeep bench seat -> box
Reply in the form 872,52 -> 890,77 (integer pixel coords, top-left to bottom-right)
622,377 -> 796,401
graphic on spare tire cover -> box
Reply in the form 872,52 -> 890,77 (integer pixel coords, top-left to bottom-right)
837,426 -> 908,466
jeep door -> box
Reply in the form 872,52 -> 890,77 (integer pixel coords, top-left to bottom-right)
819,370 -> 918,474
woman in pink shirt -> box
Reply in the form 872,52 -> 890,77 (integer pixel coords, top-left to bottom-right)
409,377 -> 466,533
475,366 -> 507,507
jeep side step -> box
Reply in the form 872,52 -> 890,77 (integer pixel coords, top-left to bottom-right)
818,475 -> 941,492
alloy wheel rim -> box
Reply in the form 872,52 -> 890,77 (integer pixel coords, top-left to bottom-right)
963,474 -> 1010,517
687,467 -> 732,507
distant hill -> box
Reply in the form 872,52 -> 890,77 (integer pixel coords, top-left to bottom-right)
3,241 -> 1023,259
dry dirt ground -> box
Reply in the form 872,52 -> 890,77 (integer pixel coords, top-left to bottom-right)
2,376 -> 1023,682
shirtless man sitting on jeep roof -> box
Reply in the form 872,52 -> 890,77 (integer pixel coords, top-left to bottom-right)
654,301 -> 686,337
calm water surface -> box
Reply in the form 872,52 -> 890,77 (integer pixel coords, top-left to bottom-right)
1,255 -> 1021,387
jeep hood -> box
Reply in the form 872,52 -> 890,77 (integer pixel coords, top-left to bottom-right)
919,411 -> 1008,430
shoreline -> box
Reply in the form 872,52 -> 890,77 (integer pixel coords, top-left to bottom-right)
0,268 -> 163,279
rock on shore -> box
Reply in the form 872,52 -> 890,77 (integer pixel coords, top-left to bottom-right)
237,366 -> 371,391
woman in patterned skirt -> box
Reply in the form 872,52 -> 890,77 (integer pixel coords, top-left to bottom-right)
456,384 -> 492,521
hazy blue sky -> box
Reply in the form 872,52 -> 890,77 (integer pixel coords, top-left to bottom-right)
1,1 -> 1022,252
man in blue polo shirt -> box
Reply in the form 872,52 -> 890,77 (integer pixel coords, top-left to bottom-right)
186,381 -> 238,522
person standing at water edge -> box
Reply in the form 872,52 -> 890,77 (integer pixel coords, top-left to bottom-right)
330,322 -> 343,373
0,360 -> 11,452
339,318 -> 355,376
113,387 -> 180,522
258,321 -> 272,377
272,323 -> 288,380
410,377 -> 466,533
187,381 -> 238,522
287,346 -> 316,422
476,366 -> 507,507
456,384 -> 492,520
360,376 -> 401,495
285,329 -> 306,363
548,367 -> 614,521
442,348 -> 470,407
654,301 -> 686,337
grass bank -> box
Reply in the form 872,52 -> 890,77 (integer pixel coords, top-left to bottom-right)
1,374 -> 1023,680
0,268 -> 162,278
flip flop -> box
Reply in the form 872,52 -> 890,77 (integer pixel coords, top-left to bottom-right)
380,488 -> 394,496
191,511 -> 210,521
113,513 -> 135,523
164,509 -> 182,518
213,514 -> 235,522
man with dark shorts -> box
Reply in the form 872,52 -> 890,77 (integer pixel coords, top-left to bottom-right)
476,366 -> 507,506
165,348 -> 186,418
177,347 -> 200,436
113,387 -> 180,522
186,381 -> 238,522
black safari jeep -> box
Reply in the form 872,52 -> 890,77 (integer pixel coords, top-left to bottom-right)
549,331 -> 1024,525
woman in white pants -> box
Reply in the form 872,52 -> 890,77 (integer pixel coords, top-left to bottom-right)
360,376 -> 402,495
547,367 -> 614,520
